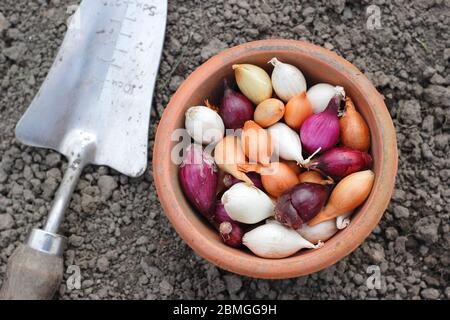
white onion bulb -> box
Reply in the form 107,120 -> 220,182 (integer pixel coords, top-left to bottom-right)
267,122 -> 304,164
243,222 -> 322,259
185,106 -> 225,145
269,57 -> 307,102
307,84 -> 345,113
221,182 -> 274,224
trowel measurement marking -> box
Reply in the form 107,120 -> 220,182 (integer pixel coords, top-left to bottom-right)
99,2 -> 157,96
101,14 -> 136,69
109,19 -> 131,55
119,32 -> 132,38
115,48 -> 128,54
102,0 -> 157,17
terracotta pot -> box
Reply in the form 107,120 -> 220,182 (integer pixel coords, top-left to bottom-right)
153,39 -> 398,279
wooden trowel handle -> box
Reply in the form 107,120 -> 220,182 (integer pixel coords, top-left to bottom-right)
0,244 -> 63,300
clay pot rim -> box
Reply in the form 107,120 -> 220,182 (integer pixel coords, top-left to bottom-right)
153,39 -> 398,279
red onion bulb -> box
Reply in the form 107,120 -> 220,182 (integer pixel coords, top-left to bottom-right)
220,79 -> 254,129
213,201 -> 244,247
307,147 -> 373,180
179,144 -> 218,218
275,183 -> 328,229
300,92 -> 343,154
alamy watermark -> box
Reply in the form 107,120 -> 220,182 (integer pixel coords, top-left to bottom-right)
66,265 -> 81,291
366,5 -> 382,30
366,265 -> 382,289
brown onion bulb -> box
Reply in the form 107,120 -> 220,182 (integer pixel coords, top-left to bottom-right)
241,120 -> 273,166
214,135 -> 253,185
238,162 -> 299,198
281,160 -> 303,175
339,97 -> 370,152
298,171 -> 334,185
254,98 -> 285,128
308,170 -> 375,226
284,92 -> 313,130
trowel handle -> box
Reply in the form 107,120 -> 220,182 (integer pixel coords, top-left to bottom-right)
1,151 -> 89,299
0,244 -> 63,300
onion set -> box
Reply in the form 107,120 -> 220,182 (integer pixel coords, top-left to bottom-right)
243,222 -> 322,259
308,170 -> 375,226
238,162 -> 299,198
307,83 -> 345,113
305,147 -> 373,181
233,64 -> 272,105
267,122 -> 320,165
298,171 -> 334,185
254,98 -> 285,128
213,201 -> 244,247
221,182 -> 274,224
268,57 -> 306,102
300,92 -> 343,154
223,172 -> 264,191
297,219 -> 338,243
179,144 -> 218,217
284,92 -> 313,130
241,120 -> 273,165
339,97 -> 371,151
275,183 -> 328,229
185,106 -> 225,145
214,135 -> 253,185
220,79 -> 254,129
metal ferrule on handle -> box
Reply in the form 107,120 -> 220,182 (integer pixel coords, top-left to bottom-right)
27,141 -> 92,256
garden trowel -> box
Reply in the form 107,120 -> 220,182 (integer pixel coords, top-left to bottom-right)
0,0 -> 167,299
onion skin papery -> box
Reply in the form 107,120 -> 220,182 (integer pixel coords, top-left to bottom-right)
215,169 -> 228,195
223,172 -> 265,192
339,97 -> 371,152
307,84 -> 345,114
232,64 -> 272,105
284,92 -> 313,130
306,147 -> 373,181
275,183 -> 328,229
220,79 -> 254,129
213,201 -> 244,247
300,92 -> 343,154
238,162 -> 299,198
214,135 -> 253,185
297,219 -> 338,243
298,171 -> 334,185
308,170 -> 375,226
281,160 -> 303,175
336,211 -> 353,230
241,120 -> 273,166
254,98 -> 285,128
179,144 -> 218,218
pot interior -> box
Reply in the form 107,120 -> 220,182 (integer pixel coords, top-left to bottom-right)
166,50 -> 383,262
